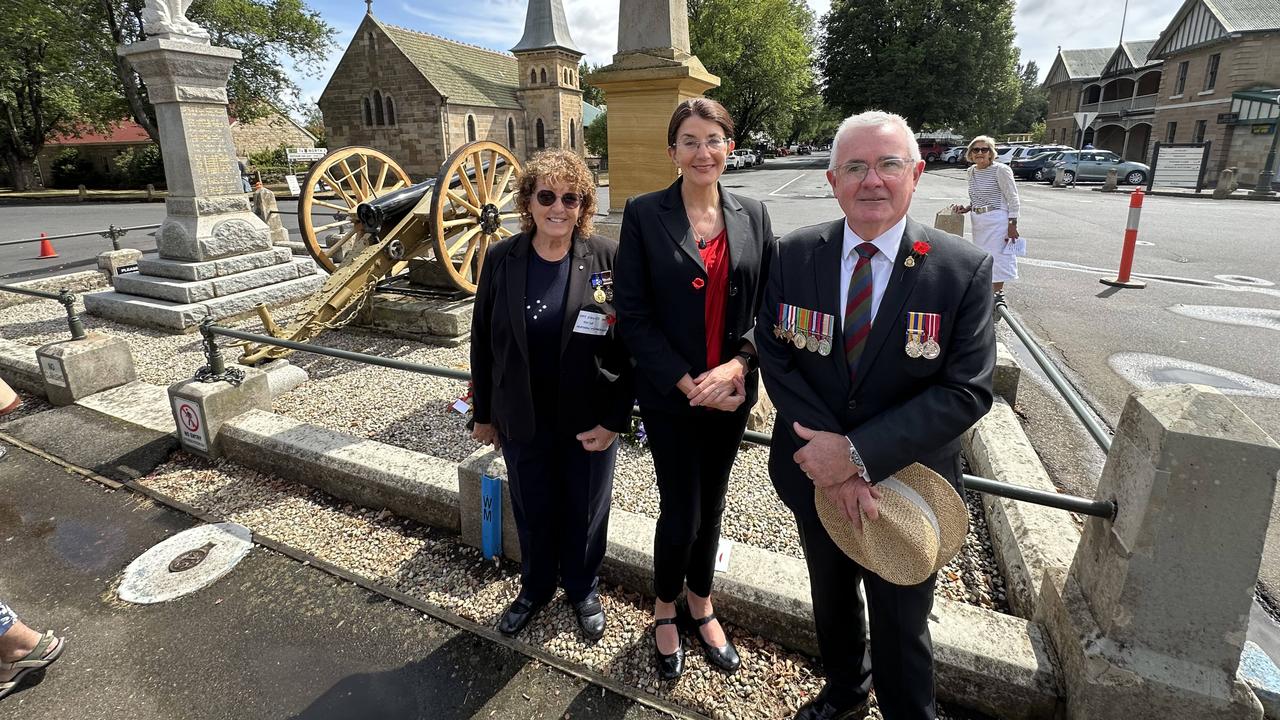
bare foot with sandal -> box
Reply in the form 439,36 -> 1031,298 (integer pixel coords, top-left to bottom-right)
0,603 -> 66,701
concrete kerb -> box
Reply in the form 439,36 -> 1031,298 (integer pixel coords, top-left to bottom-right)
0,337 -> 45,396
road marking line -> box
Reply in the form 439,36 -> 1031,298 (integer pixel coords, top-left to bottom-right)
770,173 -> 807,196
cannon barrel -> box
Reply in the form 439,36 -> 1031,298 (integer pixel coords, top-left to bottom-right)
356,156 -> 510,234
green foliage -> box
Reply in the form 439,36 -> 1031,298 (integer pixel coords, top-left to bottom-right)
689,0 -> 817,145
579,61 -> 606,107
112,144 -> 165,188
49,149 -> 101,189
585,111 -> 608,159
249,144 -> 290,167
820,0 -> 1021,134
997,61 -> 1048,135
302,104 -> 326,147
1029,120 -> 1046,143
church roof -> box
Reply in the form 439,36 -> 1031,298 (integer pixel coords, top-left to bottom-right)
1060,47 -> 1112,79
377,20 -> 523,110
511,0 -> 581,55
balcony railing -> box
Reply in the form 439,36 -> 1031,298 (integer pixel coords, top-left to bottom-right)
1078,93 -> 1159,115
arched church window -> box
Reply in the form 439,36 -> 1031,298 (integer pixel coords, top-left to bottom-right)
384,95 -> 396,126
362,97 -> 373,126
536,119 -> 545,149
570,119 -> 576,149
467,115 -> 477,142
530,69 -> 537,85
540,68 -> 547,84
373,90 -> 385,126
507,117 -> 516,149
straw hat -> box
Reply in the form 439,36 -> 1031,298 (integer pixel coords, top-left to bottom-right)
815,463 -> 968,586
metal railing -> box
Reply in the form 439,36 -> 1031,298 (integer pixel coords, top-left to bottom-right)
0,284 -> 86,340
0,223 -> 161,251
196,321 -> 1117,519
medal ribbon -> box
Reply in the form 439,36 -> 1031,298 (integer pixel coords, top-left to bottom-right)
924,313 -> 940,344
907,312 -> 924,340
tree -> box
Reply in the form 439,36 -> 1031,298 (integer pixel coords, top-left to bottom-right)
999,61 -> 1048,135
91,0 -> 336,144
0,0 -> 114,190
585,111 -> 608,159
579,61 -> 605,107
689,0 -> 817,145
820,0 -> 1020,135
302,103 -> 326,147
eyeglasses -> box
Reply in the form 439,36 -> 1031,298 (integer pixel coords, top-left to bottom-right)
671,136 -> 730,152
535,190 -> 582,209
971,147 -> 993,154
835,157 -> 913,182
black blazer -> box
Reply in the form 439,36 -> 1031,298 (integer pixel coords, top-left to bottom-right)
757,217 -> 995,524
470,231 -> 634,443
613,178 -> 774,415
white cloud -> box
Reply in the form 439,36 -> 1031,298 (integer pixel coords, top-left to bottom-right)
1013,0 -> 1173,79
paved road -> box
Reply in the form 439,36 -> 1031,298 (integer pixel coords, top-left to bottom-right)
0,439 -> 670,720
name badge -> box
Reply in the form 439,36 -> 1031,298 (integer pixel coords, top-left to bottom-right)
573,310 -> 609,336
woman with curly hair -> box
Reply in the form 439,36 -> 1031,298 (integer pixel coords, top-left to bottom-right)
470,149 -> 634,642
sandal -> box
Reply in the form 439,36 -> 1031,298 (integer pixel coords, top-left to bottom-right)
0,631 -> 65,700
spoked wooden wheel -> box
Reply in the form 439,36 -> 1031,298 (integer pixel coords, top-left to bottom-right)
299,147 -> 412,273
430,141 -> 522,293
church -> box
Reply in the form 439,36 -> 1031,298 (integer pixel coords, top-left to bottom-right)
318,0 -> 589,180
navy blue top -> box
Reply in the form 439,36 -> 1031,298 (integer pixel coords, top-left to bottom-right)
525,247 -> 571,421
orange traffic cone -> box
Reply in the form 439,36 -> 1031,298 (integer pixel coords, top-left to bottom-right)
36,232 -> 58,259
0,377 -> 20,416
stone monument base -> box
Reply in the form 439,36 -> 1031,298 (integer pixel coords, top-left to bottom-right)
355,294 -> 472,347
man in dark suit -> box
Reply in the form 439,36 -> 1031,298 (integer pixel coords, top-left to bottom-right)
757,111 -> 995,720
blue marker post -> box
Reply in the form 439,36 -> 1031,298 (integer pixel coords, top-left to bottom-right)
481,474 -> 503,563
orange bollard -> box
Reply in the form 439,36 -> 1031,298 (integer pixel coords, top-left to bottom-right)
1100,189 -> 1147,289
0,377 -> 20,415
36,231 -> 58,259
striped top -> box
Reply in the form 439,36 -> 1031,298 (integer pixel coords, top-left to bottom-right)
968,166 -> 1005,209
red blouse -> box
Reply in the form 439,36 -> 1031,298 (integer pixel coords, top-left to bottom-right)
699,227 -> 730,369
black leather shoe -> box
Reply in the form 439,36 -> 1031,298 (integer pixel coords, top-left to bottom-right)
792,695 -> 869,720
570,592 -> 606,641
688,612 -> 741,673
497,595 -> 545,637
654,616 -> 685,680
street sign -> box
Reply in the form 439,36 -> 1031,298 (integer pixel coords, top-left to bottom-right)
285,174 -> 301,197
286,147 -> 327,162
1217,112 -> 1239,124
171,396 -> 209,452
1073,112 -> 1099,130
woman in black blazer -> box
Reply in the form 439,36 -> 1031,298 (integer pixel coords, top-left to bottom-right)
470,150 -> 633,642
614,99 -> 774,679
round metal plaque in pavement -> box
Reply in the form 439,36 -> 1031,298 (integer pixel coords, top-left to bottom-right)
118,523 -> 253,604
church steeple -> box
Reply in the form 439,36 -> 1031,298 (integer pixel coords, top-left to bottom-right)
511,0 -> 580,54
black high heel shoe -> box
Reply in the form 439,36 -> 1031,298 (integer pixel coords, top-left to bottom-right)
654,616 -> 685,680
688,612 -> 741,673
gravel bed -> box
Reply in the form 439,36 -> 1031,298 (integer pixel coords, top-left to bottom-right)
137,452 -> 993,720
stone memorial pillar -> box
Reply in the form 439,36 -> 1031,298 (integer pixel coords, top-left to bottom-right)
83,4 -> 320,332
590,0 -> 719,212
1037,384 -> 1280,719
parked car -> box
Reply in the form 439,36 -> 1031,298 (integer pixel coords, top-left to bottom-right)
1050,150 -> 1149,184
797,145 -> 813,155
942,146 -> 968,164
994,145 -> 1020,163
731,149 -> 758,167
724,153 -> 745,170
1010,151 -> 1066,181
917,140 -> 955,163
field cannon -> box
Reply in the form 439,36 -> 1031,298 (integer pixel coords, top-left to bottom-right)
240,141 -> 521,364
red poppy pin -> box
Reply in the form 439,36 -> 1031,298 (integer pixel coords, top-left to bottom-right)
691,277 -> 705,290
905,240 -> 932,268
606,314 -> 616,326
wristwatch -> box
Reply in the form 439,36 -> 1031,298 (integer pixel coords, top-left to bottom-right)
846,437 -> 866,473
734,350 -> 758,371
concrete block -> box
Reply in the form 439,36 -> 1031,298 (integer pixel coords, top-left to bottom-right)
0,271 -> 108,311
83,273 -> 324,332
457,446 -> 522,561
994,341 -> 1021,405
156,213 -> 273,263
360,294 -> 473,345
76,381 -> 175,434
1102,168 -> 1119,192
137,247 -> 292,282
167,366 -> 271,458
0,338 -> 44,396
112,259 -> 305,305
209,260 -> 301,297
219,410 -> 459,532
97,249 -> 144,284
36,333 -> 137,406
254,359 -> 308,398
963,398 -> 1080,616
0,402 -> 177,482
1241,641 -> 1280,719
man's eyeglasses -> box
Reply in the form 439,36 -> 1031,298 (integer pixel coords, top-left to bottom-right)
971,147 -> 993,154
672,137 -> 730,152
835,157 -> 913,182
535,190 -> 582,209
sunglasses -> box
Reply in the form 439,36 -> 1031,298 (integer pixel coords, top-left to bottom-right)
535,190 -> 582,209
971,147 -> 993,154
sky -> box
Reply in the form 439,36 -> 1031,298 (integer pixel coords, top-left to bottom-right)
291,0 -> 1179,108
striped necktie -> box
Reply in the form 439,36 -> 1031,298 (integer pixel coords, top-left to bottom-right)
843,242 -> 878,381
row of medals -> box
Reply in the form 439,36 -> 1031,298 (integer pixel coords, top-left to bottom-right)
775,325 -> 832,356
593,287 -> 612,304
906,330 -> 941,359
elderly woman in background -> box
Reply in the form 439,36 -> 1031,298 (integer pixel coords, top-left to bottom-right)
614,98 -> 774,680
470,149 -> 633,642
953,135 -> 1020,300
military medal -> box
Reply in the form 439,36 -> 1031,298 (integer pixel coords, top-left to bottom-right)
817,312 -> 833,356
593,288 -> 607,303
922,312 -> 941,359
905,312 -> 925,358
589,271 -> 613,304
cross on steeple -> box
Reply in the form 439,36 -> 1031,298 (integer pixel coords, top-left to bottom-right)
365,0 -> 373,15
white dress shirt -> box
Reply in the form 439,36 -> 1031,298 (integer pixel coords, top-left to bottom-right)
839,215 -> 906,332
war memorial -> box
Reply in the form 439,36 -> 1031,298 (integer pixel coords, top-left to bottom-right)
1,0 -> 1279,718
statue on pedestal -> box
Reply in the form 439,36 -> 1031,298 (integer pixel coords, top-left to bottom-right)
143,0 -> 210,41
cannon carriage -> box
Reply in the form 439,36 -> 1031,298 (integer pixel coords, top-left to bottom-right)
240,141 -> 522,364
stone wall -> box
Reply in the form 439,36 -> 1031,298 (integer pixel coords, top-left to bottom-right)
1046,82 -> 1084,146
515,49 -> 584,158
231,111 -> 316,158
320,23 -> 446,179
445,105 -> 525,160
